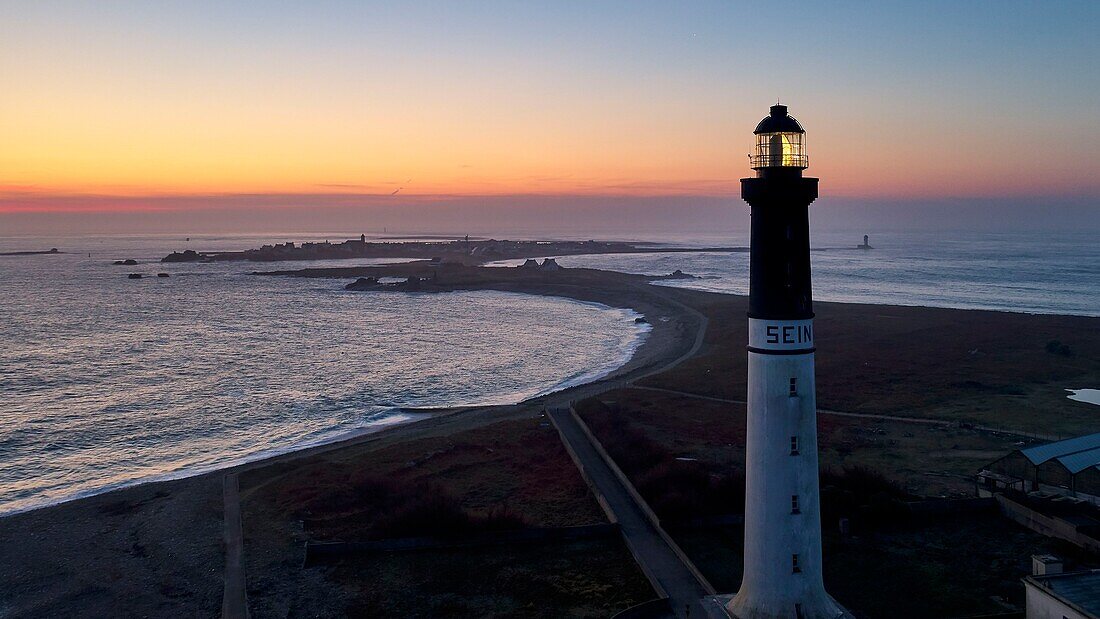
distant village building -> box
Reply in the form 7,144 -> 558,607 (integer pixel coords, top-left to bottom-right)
978,432 -> 1100,505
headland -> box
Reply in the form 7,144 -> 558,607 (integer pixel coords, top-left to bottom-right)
161,237 -> 744,263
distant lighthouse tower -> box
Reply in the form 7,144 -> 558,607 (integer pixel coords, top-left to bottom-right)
724,105 -> 850,619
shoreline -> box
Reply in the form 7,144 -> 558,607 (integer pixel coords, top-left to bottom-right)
0,273 -> 698,520
4,258 -> 1096,520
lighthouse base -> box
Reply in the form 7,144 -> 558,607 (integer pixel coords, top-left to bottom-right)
701,594 -> 853,619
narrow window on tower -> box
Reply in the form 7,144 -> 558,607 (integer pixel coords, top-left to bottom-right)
791,494 -> 801,514
789,377 -> 797,396
792,554 -> 801,573
790,436 -> 800,455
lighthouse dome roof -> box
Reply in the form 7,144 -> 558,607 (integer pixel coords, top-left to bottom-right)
754,104 -> 805,134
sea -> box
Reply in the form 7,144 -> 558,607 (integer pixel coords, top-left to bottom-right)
0,234 -> 649,516
491,230 -> 1100,317
1,230 -> 1097,516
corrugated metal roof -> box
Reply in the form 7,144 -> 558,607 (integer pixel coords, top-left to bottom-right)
1020,432 -> 1100,466
1056,446 -> 1100,474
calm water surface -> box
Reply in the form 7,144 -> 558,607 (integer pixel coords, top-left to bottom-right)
492,231 -> 1100,317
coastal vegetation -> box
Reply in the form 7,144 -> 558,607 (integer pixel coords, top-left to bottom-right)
238,417 -> 652,617
2,259 -> 1098,616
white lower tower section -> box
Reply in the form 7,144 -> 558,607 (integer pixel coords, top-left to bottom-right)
726,319 -> 848,619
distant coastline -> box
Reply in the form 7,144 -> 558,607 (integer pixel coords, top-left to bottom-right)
0,248 -> 60,256
160,237 -> 744,263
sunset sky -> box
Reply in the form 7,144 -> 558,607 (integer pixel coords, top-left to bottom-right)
2,1 -> 1098,233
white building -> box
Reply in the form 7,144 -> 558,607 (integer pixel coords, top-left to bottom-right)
1024,562 -> 1100,619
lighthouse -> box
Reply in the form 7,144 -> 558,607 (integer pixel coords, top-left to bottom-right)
724,105 -> 850,619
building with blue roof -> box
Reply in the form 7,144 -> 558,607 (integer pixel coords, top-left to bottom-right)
979,432 -> 1100,505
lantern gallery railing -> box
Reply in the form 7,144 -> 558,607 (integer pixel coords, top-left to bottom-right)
749,153 -> 809,168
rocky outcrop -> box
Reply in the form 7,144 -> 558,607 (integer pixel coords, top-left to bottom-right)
345,276 -> 424,292
161,250 -> 202,263
650,269 -> 697,281
113,259 -> 138,265
344,277 -> 381,291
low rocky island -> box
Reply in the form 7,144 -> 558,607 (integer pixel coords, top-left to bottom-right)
162,236 -> 743,263
0,248 -> 61,256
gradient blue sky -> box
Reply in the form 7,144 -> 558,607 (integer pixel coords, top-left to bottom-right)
2,1 -> 1098,233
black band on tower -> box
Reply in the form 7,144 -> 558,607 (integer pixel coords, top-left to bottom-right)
742,175 -> 818,320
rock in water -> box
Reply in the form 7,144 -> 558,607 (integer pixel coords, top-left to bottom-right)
161,250 -> 202,263
344,277 -> 380,291
127,273 -> 142,279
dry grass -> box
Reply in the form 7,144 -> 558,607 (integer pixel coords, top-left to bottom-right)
673,514 -> 1091,619
332,538 -> 653,618
640,291 -> 1100,437
238,415 -> 647,617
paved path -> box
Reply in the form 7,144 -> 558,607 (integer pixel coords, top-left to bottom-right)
221,473 -> 249,619
548,407 -> 713,619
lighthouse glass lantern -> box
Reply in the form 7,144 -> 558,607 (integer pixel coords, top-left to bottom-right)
750,104 -> 808,169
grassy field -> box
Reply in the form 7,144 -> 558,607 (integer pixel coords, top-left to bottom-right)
575,393 -> 1099,617
330,538 -> 652,618
238,415 -> 654,617
672,515 -> 1090,619
640,289 -> 1100,437
578,386 -> 1035,500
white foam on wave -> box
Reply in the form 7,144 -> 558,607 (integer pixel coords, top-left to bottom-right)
530,304 -> 652,398
0,410 -> 426,518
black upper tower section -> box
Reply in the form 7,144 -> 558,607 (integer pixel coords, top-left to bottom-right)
742,103 -> 818,320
